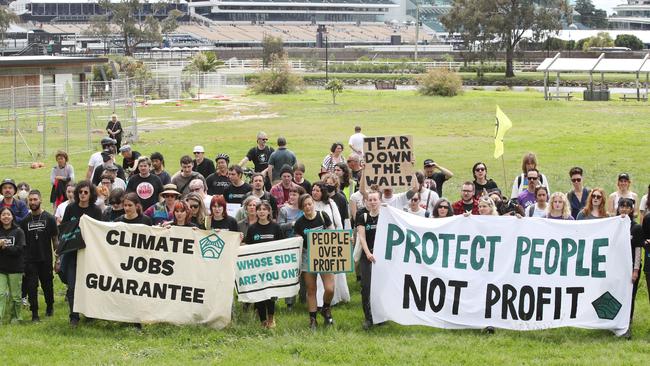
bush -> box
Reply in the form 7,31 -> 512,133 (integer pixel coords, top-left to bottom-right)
417,69 -> 463,97
250,55 -> 304,94
615,34 -> 644,50
459,64 -> 506,73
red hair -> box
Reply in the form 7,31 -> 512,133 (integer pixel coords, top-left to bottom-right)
210,195 -> 228,218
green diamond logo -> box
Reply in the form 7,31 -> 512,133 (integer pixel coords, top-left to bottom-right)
591,291 -> 622,320
199,233 -> 225,260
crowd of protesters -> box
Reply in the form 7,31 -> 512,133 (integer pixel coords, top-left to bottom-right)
1,123 -> 649,339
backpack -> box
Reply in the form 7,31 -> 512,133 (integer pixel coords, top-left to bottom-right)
517,173 -> 544,188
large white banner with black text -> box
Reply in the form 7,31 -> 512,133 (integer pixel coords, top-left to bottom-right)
371,207 -> 632,335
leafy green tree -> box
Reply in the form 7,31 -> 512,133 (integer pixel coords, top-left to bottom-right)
0,6 -> 19,42
615,34 -> 644,50
88,0 -> 180,56
442,0 -> 561,77
185,51 -> 223,73
582,31 -> 614,51
574,0 -> 608,29
325,79 -> 344,104
262,35 -> 285,67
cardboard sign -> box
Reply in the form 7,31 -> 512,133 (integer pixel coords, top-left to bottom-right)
307,229 -> 354,273
363,135 -> 414,188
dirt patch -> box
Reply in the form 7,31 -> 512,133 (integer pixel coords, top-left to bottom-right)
137,97 -> 278,131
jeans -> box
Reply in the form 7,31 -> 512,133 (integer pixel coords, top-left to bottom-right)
360,255 -> 373,323
60,251 -> 79,321
25,261 -> 54,315
0,272 -> 23,322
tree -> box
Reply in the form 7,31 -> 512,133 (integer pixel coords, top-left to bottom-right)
262,35 -> 284,67
88,0 -> 180,56
250,54 -> 303,94
615,34 -> 644,50
0,6 -> 19,43
85,15 -> 113,54
582,31 -> 614,51
185,51 -> 223,73
325,79 -> 343,104
574,0 -> 608,29
442,0 -> 561,77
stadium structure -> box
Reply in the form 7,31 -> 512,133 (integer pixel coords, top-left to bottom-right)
609,0 -> 650,30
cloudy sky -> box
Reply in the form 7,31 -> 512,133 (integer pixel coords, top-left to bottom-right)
592,0 -> 625,14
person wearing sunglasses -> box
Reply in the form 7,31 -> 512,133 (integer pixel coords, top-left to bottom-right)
185,193 -> 207,230
576,188 -> 608,220
566,167 -> 589,219
432,198 -> 453,218
404,192 -> 426,217
510,152 -> 549,200
239,131 -> 274,190
517,169 -> 541,209
60,180 -> 102,327
192,145 -> 215,179
144,184 -> 180,225
472,162 -> 498,199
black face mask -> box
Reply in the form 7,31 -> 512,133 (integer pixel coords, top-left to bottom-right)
326,185 -> 336,194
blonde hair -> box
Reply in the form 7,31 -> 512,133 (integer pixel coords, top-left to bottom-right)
478,196 -> 498,216
547,192 -> 571,219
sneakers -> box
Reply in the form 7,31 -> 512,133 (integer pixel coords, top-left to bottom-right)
309,317 -> 318,331
321,306 -> 334,326
483,326 -> 495,334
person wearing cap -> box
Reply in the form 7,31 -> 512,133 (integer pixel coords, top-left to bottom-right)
270,164 -> 299,207
423,159 -> 454,197
268,137 -> 297,184
172,156 -> 207,195
119,145 -> 141,177
150,152 -> 171,186
144,183 -> 180,225
192,146 -> 215,179
1,179 -> 29,223
206,154 -> 231,196
86,137 -> 117,181
92,150 -> 126,187
608,173 -> 638,216
126,156 -> 163,211
105,114 -> 123,150
239,132 -> 275,189
102,165 -> 126,191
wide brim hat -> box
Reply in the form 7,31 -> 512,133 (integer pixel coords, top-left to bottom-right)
160,183 -> 181,197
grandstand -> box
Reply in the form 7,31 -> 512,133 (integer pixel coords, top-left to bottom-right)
189,0 -> 399,23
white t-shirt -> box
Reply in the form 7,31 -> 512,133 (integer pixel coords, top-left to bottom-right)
404,206 -> 427,217
526,203 -> 548,218
640,194 -> 648,214
88,152 -> 104,181
55,200 -> 70,222
348,132 -> 366,157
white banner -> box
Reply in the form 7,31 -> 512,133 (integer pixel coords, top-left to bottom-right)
75,216 -> 239,329
235,238 -> 302,303
371,207 -> 633,335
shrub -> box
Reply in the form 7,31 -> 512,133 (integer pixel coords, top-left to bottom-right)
417,69 -> 463,97
325,79 -> 344,104
615,34 -> 644,50
250,55 -> 304,94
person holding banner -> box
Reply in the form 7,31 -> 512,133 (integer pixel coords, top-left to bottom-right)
238,196 -> 261,238
617,198 -> 643,339
432,198 -> 453,218
405,192 -> 426,217
185,193 -> 207,230
293,194 -> 335,329
545,192 -> 574,220
0,207 -> 26,323
114,193 -> 152,226
60,180 -> 103,326
144,184 -> 181,226
166,201 -> 196,228
525,186 -> 549,218
244,201 -> 284,328
477,196 -> 499,216
209,195 -> 239,232
357,190 -> 380,329
577,188 -> 608,220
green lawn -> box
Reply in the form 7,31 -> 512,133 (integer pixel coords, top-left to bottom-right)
1,90 -> 650,365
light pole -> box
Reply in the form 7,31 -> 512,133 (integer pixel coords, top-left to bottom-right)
325,28 -> 329,83
414,0 -> 420,60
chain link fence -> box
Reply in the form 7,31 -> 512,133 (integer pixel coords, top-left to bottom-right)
0,72 -> 246,167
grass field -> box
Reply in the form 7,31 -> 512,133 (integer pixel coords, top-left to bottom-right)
1,89 -> 650,365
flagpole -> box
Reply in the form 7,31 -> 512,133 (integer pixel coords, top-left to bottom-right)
501,154 -> 507,190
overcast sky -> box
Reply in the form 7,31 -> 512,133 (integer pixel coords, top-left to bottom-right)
592,0 -> 624,14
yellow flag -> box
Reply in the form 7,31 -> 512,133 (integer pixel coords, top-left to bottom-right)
493,105 -> 512,159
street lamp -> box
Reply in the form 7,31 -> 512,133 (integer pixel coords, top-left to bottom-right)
414,0 -> 420,60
